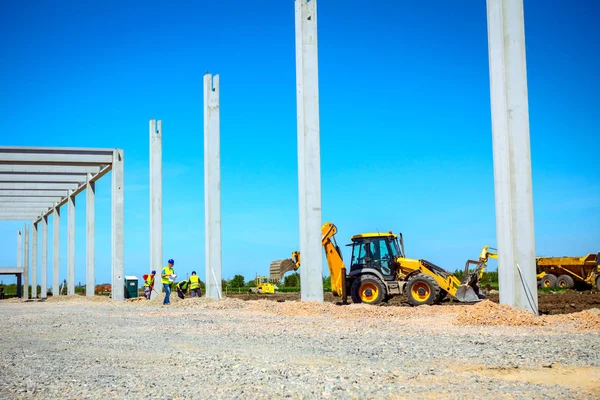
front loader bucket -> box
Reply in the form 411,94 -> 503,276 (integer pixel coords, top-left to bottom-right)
454,284 -> 481,303
269,258 -> 296,281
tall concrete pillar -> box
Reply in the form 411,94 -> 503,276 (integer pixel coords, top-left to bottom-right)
67,190 -> 75,295
204,73 -> 222,300
32,223 -> 37,299
150,119 -> 163,299
17,230 -> 22,297
86,174 -> 95,296
486,0 -> 537,313
52,206 -> 60,296
295,0 -> 324,302
41,216 -> 48,299
24,224 -> 29,299
111,149 -> 125,301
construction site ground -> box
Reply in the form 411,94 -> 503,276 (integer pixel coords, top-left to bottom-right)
227,289 -> 600,315
1,290 -> 599,399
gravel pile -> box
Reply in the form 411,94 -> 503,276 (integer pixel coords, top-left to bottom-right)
1,295 -> 599,399
455,300 -> 600,330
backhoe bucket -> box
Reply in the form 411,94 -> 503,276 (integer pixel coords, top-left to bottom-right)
454,284 -> 481,302
269,258 -> 297,281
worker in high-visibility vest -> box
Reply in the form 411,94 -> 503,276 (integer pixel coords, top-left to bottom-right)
143,270 -> 156,300
161,259 -> 175,305
189,271 -> 202,298
176,279 -> 189,300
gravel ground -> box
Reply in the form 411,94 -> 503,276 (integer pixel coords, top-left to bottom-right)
1,295 -> 599,399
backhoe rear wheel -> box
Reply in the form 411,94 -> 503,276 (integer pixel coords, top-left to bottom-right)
406,274 -> 441,306
350,274 -> 386,305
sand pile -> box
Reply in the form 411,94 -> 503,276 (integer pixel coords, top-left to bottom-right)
245,299 -> 462,320
454,300 -> 600,330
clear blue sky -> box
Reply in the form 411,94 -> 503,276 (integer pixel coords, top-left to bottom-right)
1,0 -> 598,287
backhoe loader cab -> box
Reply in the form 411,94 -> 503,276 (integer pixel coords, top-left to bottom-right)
348,232 -> 404,280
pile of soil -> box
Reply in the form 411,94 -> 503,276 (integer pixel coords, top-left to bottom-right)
454,300 -> 600,330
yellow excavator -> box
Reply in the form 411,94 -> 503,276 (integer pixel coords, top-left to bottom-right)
270,222 -> 485,306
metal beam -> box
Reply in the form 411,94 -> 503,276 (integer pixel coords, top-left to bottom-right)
0,182 -> 79,191
86,174 -> 95,297
150,119 -> 163,298
34,164 -> 112,224
204,73 -> 222,301
0,203 -> 55,209
0,190 -> 69,197
0,197 -> 63,203
295,0 -> 324,302
32,223 -> 37,299
111,149 -> 124,301
0,174 -> 88,183
0,147 -> 114,165
24,224 -> 29,299
41,216 -> 48,299
0,165 -> 102,174
52,206 -> 60,296
0,214 -> 39,220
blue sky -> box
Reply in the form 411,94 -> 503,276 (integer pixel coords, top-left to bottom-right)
1,0 -> 598,287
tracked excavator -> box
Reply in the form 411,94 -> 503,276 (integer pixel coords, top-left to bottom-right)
269,222 -> 485,306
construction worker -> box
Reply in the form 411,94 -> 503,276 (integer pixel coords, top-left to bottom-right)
161,259 -> 175,305
189,271 -> 202,298
143,270 -> 156,300
176,279 -> 189,300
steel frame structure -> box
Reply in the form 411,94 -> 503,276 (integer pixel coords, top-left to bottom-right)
0,146 -> 125,301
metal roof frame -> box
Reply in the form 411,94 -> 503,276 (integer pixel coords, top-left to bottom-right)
0,147 -> 115,223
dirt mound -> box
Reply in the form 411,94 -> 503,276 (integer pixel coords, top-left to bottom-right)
245,299 -> 463,319
45,294 -> 112,303
454,300 -> 600,330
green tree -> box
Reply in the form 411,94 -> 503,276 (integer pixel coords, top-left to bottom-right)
230,274 -> 245,288
284,272 -> 300,287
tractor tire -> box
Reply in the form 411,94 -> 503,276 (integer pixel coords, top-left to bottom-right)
405,274 -> 441,306
556,275 -> 575,289
436,289 -> 448,303
350,274 -> 386,305
596,276 -> 600,292
540,274 -> 558,288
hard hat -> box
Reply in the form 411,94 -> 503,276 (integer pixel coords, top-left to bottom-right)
168,259 -> 174,264
151,270 -> 156,275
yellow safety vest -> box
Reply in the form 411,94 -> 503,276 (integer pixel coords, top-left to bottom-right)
144,275 -> 154,287
161,266 -> 174,284
190,275 -> 200,289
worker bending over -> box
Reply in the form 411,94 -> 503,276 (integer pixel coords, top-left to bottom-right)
143,270 -> 156,300
176,279 -> 189,299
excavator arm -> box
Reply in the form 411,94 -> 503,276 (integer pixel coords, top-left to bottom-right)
269,222 -> 348,299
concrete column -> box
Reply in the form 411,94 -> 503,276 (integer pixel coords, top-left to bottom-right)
204,73 -> 222,300
150,119 -> 163,299
52,206 -> 60,296
111,149 -> 125,301
24,224 -> 29,299
32,223 -> 37,299
86,174 -> 95,296
295,0 -> 324,302
41,216 -> 48,299
486,0 -> 537,313
17,230 -> 22,298
67,190 -> 75,295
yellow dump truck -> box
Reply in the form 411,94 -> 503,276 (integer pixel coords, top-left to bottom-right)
536,253 -> 600,290
473,247 -> 600,291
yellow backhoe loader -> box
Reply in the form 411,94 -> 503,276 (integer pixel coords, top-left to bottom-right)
270,222 -> 485,306
248,276 -> 276,294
